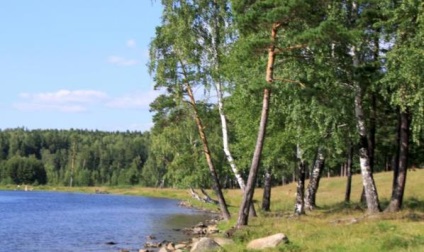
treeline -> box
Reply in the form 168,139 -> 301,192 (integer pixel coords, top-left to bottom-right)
0,128 -> 149,186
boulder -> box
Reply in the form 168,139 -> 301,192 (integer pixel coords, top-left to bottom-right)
175,243 -> 187,249
246,233 -> 288,250
192,227 -> 206,235
206,225 -> 219,234
158,247 -> 170,252
191,237 -> 201,243
166,242 -> 175,250
190,237 -> 221,252
144,241 -> 161,248
213,237 -> 234,247
195,222 -> 207,228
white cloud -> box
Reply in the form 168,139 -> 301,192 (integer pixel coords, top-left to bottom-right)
19,89 -> 108,104
126,39 -> 136,48
107,56 -> 139,66
14,88 -> 163,115
14,103 -> 87,113
14,89 -> 108,113
106,90 -> 162,109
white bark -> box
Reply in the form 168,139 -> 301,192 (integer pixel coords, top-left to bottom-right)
353,46 -> 380,213
305,148 -> 325,210
215,81 -> 246,190
294,144 -> 305,215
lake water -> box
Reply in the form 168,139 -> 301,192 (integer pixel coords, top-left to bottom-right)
0,190 -> 212,252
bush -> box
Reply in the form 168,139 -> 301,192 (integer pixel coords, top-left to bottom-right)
6,155 -> 47,185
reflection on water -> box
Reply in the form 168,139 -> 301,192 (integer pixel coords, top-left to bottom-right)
0,190 -> 211,252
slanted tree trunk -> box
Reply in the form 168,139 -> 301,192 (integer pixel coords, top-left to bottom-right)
305,148 -> 325,210
294,145 -> 306,215
262,169 -> 272,211
354,84 -> 381,213
215,80 -> 257,217
237,22 -> 280,228
386,109 -> 410,212
236,88 -> 271,227
217,89 -> 246,190
345,144 -> 353,203
185,82 -> 231,220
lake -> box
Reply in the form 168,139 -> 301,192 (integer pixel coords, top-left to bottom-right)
0,190 -> 211,252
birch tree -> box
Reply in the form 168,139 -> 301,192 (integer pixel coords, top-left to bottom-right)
149,0 -> 231,220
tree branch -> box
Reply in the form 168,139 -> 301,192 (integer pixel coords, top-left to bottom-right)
273,78 -> 306,88
275,44 -> 307,54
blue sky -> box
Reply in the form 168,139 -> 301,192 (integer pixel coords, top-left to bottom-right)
0,1 -> 163,132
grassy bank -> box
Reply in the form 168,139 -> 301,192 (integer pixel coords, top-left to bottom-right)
220,169 -> 424,251
1,169 -> 423,251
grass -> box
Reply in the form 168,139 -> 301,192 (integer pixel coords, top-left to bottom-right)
1,169 -> 423,251
218,169 -> 424,252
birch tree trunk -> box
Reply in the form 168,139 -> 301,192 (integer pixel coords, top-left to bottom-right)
215,81 -> 257,217
294,145 -> 306,215
354,85 -> 381,214
262,169 -> 272,211
185,82 -> 231,221
386,109 -> 410,212
217,87 -> 246,190
305,148 -> 325,210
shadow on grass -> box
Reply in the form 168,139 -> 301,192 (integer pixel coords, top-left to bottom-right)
403,197 -> 424,211
319,201 -> 366,215
316,196 -> 424,219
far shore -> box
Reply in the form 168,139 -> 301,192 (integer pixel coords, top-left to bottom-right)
1,184 -> 196,200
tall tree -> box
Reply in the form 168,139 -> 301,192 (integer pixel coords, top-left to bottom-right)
382,0 -> 424,212
335,0 -> 383,213
149,0 -> 231,220
231,0 -> 330,226
194,0 -> 258,216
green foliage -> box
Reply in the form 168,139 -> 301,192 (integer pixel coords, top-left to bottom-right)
6,155 -> 46,185
144,0 -> 424,190
380,0 -> 424,140
147,98 -> 226,188
0,129 -> 149,186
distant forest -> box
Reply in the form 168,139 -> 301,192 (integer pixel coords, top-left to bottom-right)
0,128 -> 149,187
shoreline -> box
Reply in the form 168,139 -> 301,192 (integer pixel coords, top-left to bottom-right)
139,200 -> 223,251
